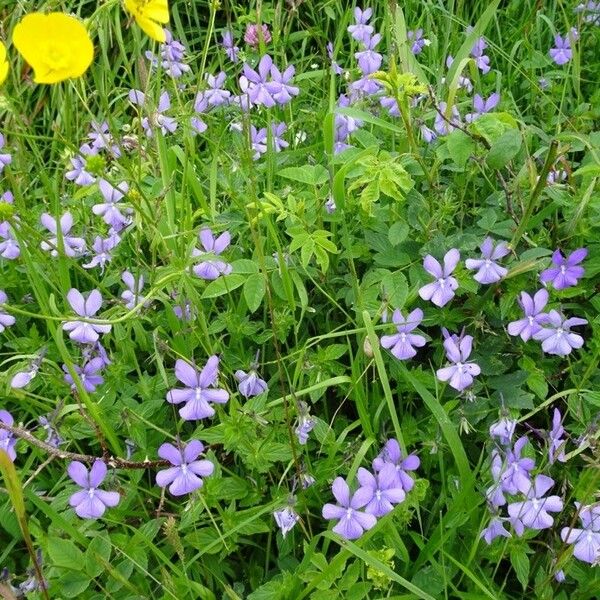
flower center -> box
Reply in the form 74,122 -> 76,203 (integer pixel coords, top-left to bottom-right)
88,488 -> 96,498
437,278 -> 446,287
345,508 -> 353,520
375,490 -> 382,500
195,387 -> 202,400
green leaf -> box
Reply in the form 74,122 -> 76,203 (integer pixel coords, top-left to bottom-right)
388,221 -> 409,246
510,547 -> 530,590
243,273 -> 265,313
278,165 -> 329,186
383,271 -> 408,308
201,274 -> 246,299
58,571 -> 91,598
232,259 -> 260,274
486,129 -> 522,169
47,537 -> 84,571
446,130 -> 476,168
85,534 -> 112,578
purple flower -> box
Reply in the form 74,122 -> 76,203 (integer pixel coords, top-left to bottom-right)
575,2 -> 600,25
470,36 -> 491,73
325,197 -> 336,213
465,237 -> 509,284
465,93 -> 500,122
0,134 -> 12,173
87,121 -> 121,157
434,102 -> 461,136
156,440 -> 214,496
192,228 -> 233,280
201,72 -> 231,107
380,308 -> 426,360
11,365 -> 39,389
62,289 -> 111,345
547,168 -> 568,184
380,96 -> 400,117
38,415 -> 62,448
247,125 -> 267,160
327,42 -> 343,75
269,122 -> 288,153
0,225 -> 19,260
372,439 -> 420,492
549,34 -> 572,65
533,310 -> 587,356
82,235 -> 120,272
561,503 -> 600,564
420,125 -> 437,143
499,436 -> 535,495
146,29 -> 190,78
173,297 -> 195,321
130,90 -> 177,137
355,33 -> 383,75
222,30 -> 239,62
437,334 -> 480,391
546,408 -> 567,465
121,271 -> 147,309
63,357 -> 105,393
486,450 -> 507,508
295,415 -> 316,445
507,289 -> 550,341
348,7 -> 374,44
40,212 -> 86,258
350,75 -> 383,96
274,506 -> 300,537
166,356 -> 229,420
480,517 -> 512,544
0,410 -> 17,462
234,369 -> 268,398
508,474 -> 563,534
418,249 -> 460,307
267,64 -> 299,105
244,23 -> 271,47
408,29 -> 427,54
68,460 -> 119,519
443,56 -> 473,92
0,290 -> 16,332
540,248 -> 587,289
65,143 -> 97,186
356,464 -> 406,517
240,55 -> 276,108
322,477 -> 377,540
489,417 -> 517,446
92,180 -> 130,228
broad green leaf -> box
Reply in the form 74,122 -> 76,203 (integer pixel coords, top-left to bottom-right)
47,537 -> 84,571
446,129 -> 476,168
388,221 -> 409,246
243,273 -> 265,313
486,129 -> 522,169
278,165 -> 329,186
510,547 -> 530,590
202,274 -> 246,299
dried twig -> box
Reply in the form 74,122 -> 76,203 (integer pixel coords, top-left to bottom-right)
0,422 -> 169,469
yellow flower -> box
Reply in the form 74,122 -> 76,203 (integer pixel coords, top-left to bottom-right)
0,42 -> 8,85
124,0 -> 169,43
12,13 -> 93,84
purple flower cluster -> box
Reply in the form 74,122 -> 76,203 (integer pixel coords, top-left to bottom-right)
322,439 -> 419,539
0,191 -> 19,260
238,55 -> 299,109
129,90 -> 177,137
145,29 -> 190,78
482,427 -> 564,543
561,503 -> 600,564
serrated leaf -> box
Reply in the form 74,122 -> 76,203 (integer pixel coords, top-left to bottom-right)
388,221 -> 409,246
278,165 -> 329,186
47,537 -> 84,571
85,534 -> 112,578
243,274 -> 265,313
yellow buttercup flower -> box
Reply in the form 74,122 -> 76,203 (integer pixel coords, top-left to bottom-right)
124,0 -> 169,43
12,13 -> 93,84
0,42 -> 8,85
